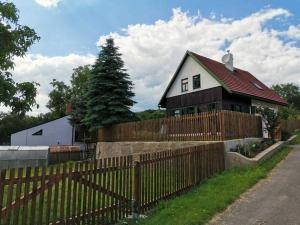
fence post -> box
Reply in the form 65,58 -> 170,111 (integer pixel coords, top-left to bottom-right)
220,111 -> 226,140
133,161 -> 141,217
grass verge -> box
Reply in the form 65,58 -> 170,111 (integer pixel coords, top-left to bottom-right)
127,146 -> 291,225
290,130 -> 300,145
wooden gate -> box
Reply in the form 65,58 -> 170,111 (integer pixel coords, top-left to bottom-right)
0,156 -> 133,225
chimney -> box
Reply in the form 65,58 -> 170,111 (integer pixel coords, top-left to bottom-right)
222,50 -> 234,72
66,102 -> 72,114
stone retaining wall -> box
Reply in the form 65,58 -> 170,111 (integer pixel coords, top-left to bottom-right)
96,137 -> 262,160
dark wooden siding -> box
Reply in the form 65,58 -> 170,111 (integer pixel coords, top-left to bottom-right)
222,89 -> 251,113
163,87 -> 252,113
164,87 -> 223,109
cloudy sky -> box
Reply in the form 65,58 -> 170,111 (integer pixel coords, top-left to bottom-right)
6,0 -> 300,114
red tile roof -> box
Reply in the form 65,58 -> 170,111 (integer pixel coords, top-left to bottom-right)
190,52 -> 287,105
159,51 -> 288,106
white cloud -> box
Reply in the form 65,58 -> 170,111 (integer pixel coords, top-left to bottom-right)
274,25 -> 300,40
5,7 -> 300,115
35,0 -> 61,8
97,8 -> 300,110
9,54 -> 95,115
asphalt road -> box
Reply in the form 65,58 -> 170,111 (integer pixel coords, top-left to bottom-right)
208,145 -> 300,225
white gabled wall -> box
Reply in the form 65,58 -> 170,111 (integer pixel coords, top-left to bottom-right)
11,116 -> 73,146
251,99 -> 279,112
166,55 -> 221,98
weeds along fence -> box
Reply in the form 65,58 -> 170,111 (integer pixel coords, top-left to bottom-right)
0,143 -> 225,225
98,110 -> 263,142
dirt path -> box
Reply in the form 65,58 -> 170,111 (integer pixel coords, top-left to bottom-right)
208,145 -> 300,225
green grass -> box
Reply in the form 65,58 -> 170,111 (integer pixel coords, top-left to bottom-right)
290,130 -> 300,145
126,146 -> 291,225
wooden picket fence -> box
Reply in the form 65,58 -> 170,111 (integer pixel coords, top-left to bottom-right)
0,156 -> 134,225
281,119 -> 300,132
98,110 -> 263,142
134,142 -> 225,213
0,143 -> 225,225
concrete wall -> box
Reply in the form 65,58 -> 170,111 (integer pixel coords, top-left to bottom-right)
11,116 -> 73,146
225,141 -> 286,169
166,55 -> 221,98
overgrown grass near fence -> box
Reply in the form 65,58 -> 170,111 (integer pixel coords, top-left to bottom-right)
289,130 -> 300,145
0,143 -> 224,225
128,146 -> 291,225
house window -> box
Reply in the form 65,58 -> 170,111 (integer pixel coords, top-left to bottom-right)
181,78 -> 188,92
174,109 -> 181,117
181,108 -> 188,115
193,74 -> 201,89
32,129 -> 43,136
252,81 -> 263,90
230,104 -> 235,111
187,107 -> 195,114
196,106 -> 202,114
235,105 -> 242,112
169,109 -> 181,117
208,102 -> 217,111
230,104 -> 242,112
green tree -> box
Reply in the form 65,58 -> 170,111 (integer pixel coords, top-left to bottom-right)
136,109 -> 166,120
0,71 -> 15,106
0,72 -> 39,116
84,38 -> 136,131
47,79 -> 71,118
0,1 -> 40,70
271,83 -> 300,119
0,1 -> 40,113
69,65 -> 91,125
271,83 -> 300,109
277,105 -> 299,120
10,82 -> 39,116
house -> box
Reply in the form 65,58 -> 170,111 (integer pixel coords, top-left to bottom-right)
159,50 -> 288,116
11,116 -> 75,146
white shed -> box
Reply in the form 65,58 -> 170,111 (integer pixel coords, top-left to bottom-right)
11,116 -> 74,146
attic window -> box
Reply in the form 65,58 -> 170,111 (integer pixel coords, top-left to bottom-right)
252,81 -> 263,90
193,74 -> 201,89
181,78 -> 188,92
32,129 -> 43,136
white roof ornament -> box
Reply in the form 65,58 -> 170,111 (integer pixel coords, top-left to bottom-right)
222,50 -> 234,72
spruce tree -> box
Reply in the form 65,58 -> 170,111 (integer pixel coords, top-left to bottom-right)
84,38 -> 136,131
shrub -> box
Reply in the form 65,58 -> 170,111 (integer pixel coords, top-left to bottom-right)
230,140 -> 275,158
281,129 -> 292,141
256,107 -> 280,141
